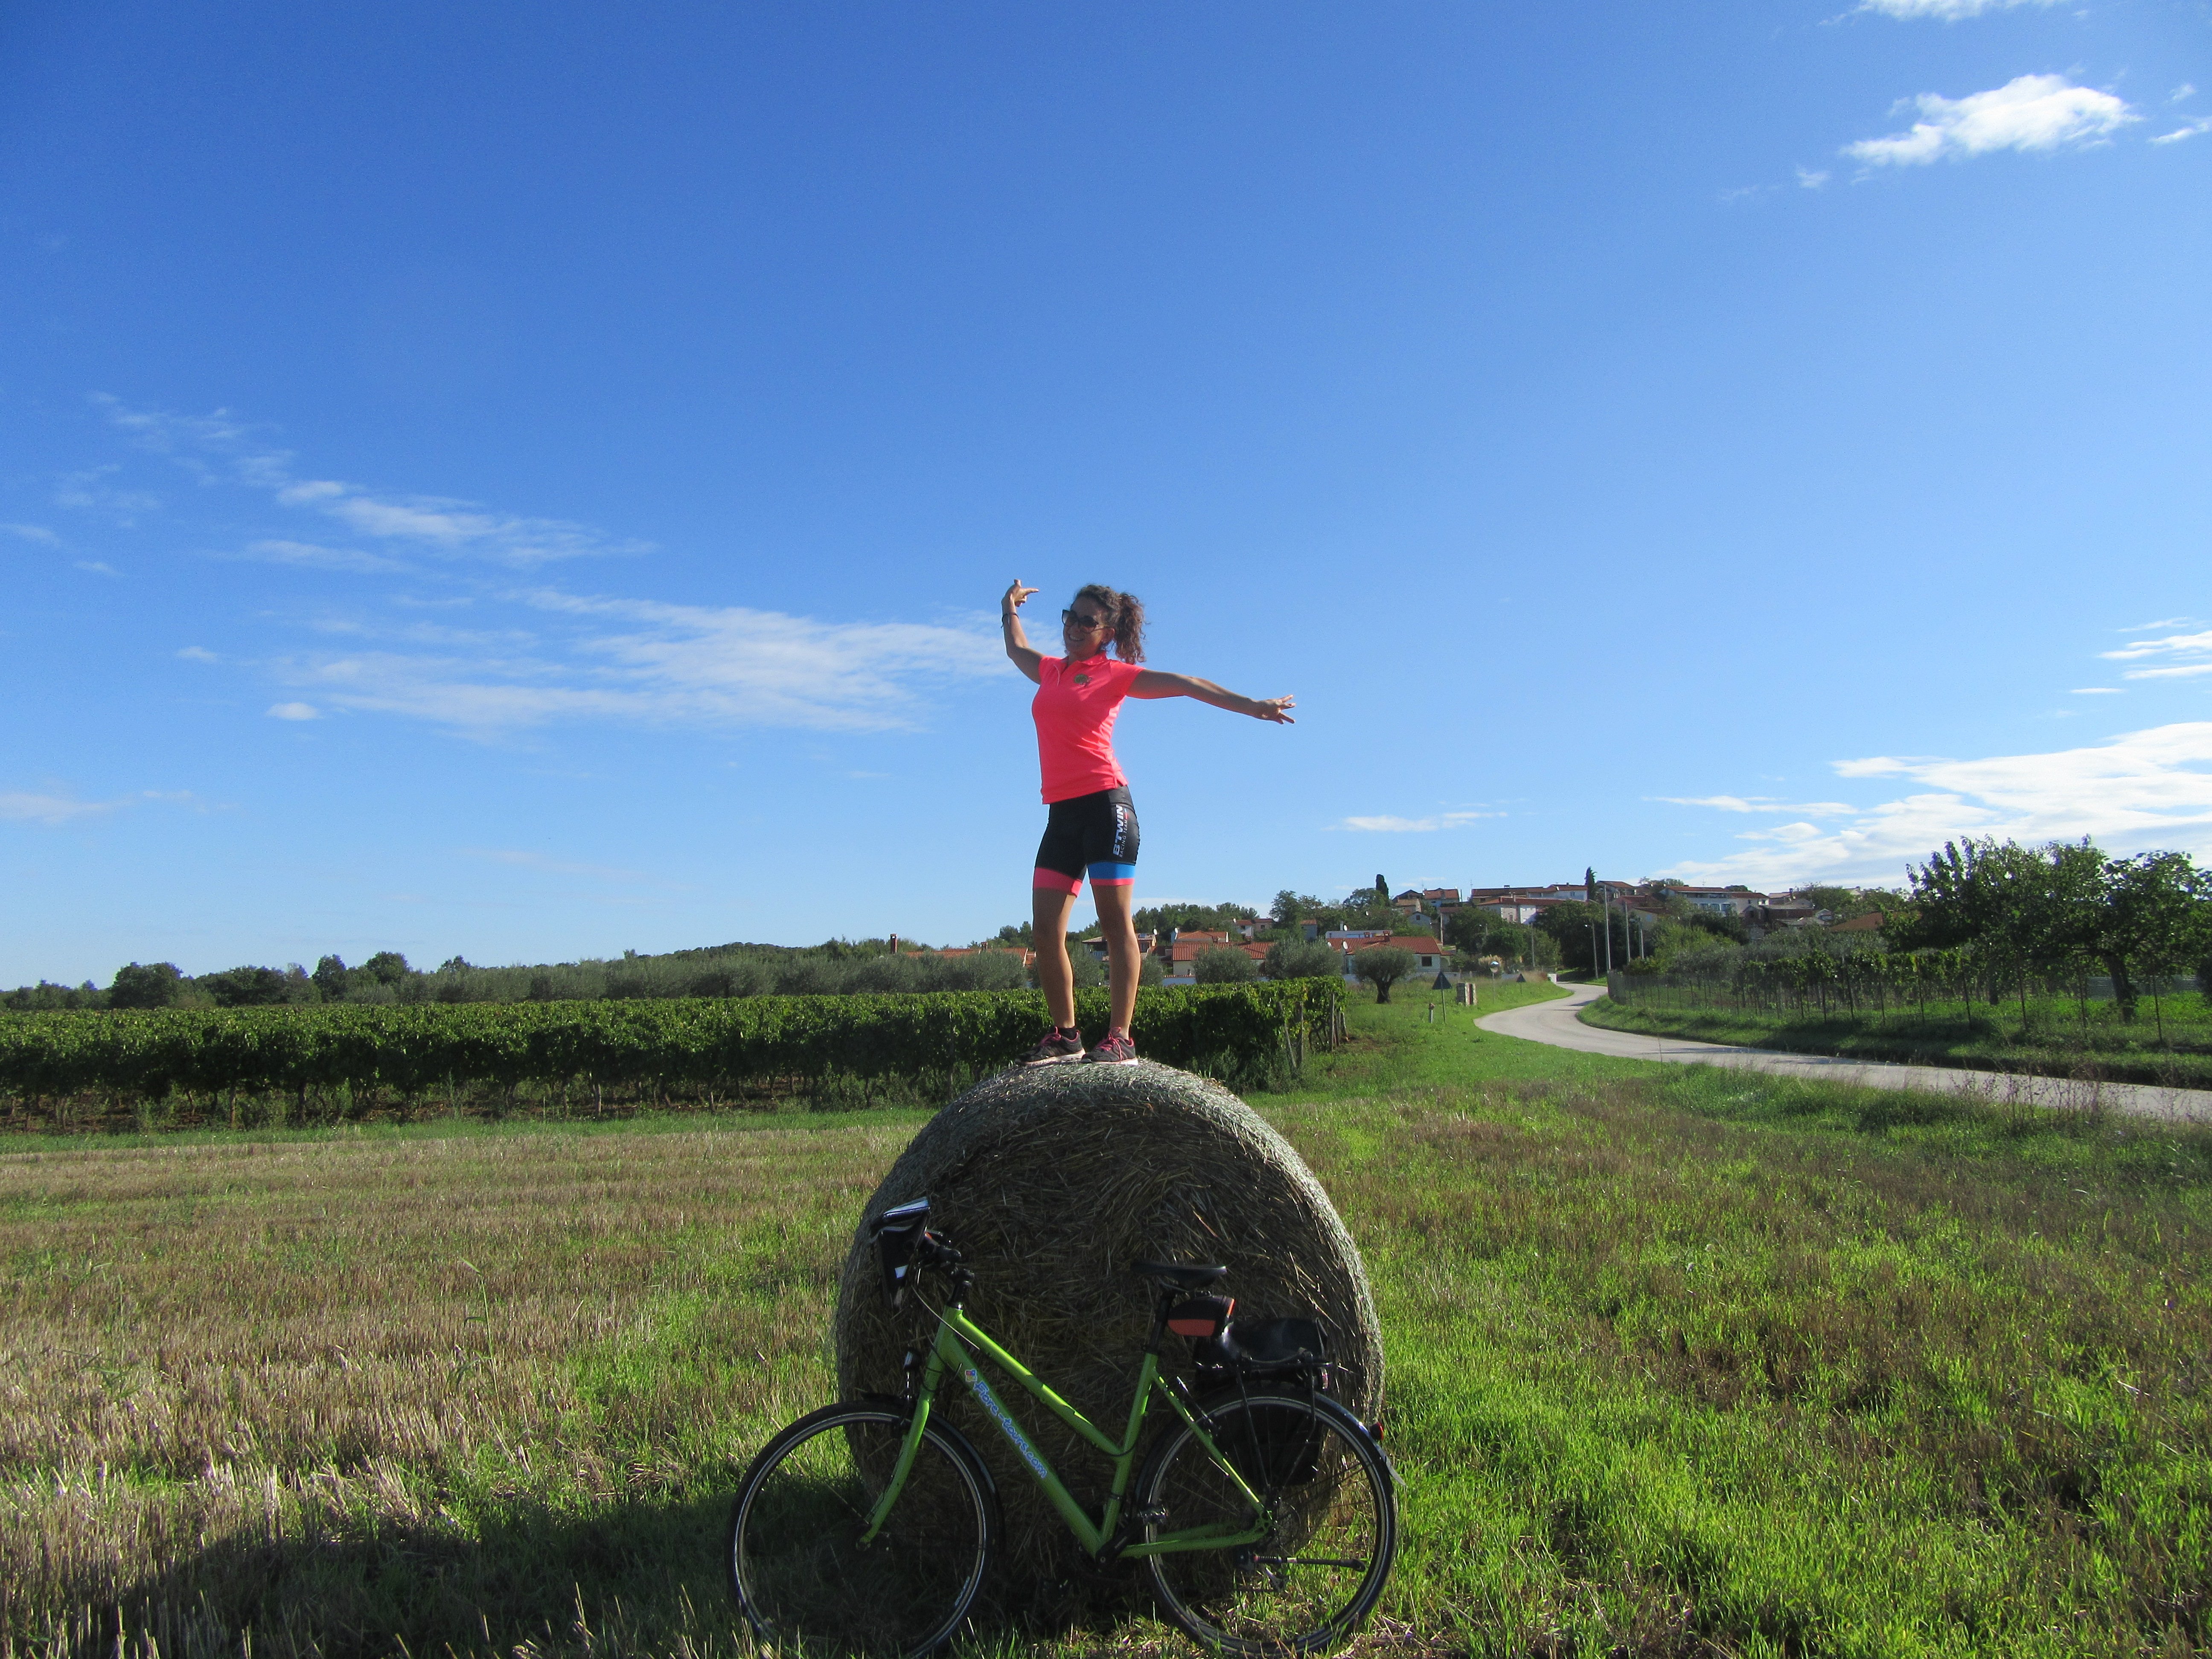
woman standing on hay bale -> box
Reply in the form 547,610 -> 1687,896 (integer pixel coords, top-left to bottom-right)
1002,579 -> 1295,1066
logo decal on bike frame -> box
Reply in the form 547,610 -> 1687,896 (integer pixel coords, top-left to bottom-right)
964,1367 -> 1051,1480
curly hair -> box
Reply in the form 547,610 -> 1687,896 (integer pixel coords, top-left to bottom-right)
1072,584 -> 1145,663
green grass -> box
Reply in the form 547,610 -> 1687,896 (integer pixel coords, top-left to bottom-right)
4,978 -> 2210,1656
1584,984 -> 2212,1092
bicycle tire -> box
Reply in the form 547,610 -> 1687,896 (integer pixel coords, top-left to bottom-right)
1134,1388 -> 1396,1656
728,1401 -> 998,1659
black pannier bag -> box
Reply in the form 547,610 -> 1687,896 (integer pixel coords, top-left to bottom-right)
1193,1315 -> 1329,1386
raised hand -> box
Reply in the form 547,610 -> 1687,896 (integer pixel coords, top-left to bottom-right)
1002,580 -> 1039,617
1253,695 -> 1296,725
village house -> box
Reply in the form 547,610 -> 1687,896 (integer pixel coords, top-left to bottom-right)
1333,933 -> 1453,979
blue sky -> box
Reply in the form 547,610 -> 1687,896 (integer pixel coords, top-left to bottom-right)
4,0 -> 2209,984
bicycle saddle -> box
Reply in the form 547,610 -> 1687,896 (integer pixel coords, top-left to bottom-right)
1133,1260 -> 1228,1291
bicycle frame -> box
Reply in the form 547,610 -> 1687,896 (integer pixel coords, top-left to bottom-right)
863,1303 -> 1271,1560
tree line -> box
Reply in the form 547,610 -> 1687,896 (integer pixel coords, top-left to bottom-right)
1612,838 -> 2211,1022
3,938 -> 1037,1014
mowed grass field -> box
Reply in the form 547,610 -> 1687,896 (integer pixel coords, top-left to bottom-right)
1582,988 -> 2212,1092
5,978 -> 2211,1658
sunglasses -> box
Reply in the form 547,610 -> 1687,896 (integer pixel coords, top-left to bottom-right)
1061,609 -> 1109,631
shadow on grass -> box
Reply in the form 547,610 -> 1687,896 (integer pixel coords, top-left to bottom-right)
41,1490 -> 1158,1659
29,1490 -> 736,1659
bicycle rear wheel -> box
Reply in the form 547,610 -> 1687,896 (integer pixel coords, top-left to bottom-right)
728,1402 -> 996,1659
1135,1388 -> 1396,1656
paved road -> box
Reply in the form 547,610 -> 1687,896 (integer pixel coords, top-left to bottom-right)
1476,981 -> 2212,1123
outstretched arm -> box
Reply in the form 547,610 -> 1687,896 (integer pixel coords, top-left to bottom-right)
1129,670 -> 1295,724
1001,580 -> 1043,684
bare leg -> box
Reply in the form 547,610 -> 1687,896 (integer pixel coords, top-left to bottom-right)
1094,882 -> 1140,1033
1032,885 -> 1080,1029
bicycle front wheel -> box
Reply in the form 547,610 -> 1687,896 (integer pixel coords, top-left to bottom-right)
1135,1388 -> 1396,1656
728,1402 -> 996,1659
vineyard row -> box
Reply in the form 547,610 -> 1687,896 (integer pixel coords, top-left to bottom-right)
0,981 -> 1342,1117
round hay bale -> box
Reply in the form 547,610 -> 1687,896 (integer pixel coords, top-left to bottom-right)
834,1059 -> 1380,1589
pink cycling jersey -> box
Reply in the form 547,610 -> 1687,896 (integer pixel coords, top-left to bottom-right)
1032,653 -> 1144,803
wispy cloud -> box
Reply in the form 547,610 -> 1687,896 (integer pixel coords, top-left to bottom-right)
1653,795 -> 1855,815
2102,629 -> 2212,678
1665,722 -> 2212,888
0,790 -> 121,826
74,561 -> 120,577
98,397 -> 644,568
2151,117 -> 2212,146
1796,167 -> 1831,189
79,399 -> 1009,739
227,538 -> 414,576
1854,0 -> 2058,17
54,464 -> 160,519
1846,75 -> 2136,166
272,593 -> 1009,738
2,522 -> 61,544
1337,809 -> 1500,833
0,786 -> 195,827
2071,687 -> 2122,695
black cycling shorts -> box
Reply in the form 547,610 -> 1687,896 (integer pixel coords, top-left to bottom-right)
1033,786 -> 1140,895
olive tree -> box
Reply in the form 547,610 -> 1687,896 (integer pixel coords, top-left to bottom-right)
1192,946 -> 1258,984
1263,939 -> 1339,980
1352,946 -> 1415,1003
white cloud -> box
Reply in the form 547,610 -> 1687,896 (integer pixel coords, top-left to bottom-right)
2103,629 -> 2212,678
85,399 -> 1001,739
1854,0 -> 2057,15
0,790 -> 119,826
54,464 -> 160,518
1,522 -> 60,544
1796,167 -> 1831,189
228,538 -> 413,576
305,614 -> 531,648
1654,795 -> 1856,815
1665,722 -> 2212,889
99,398 -> 643,568
272,594 -> 1009,738
1743,821 -> 1827,844
74,561 -> 120,576
1845,75 -> 2137,166
2152,117 -> 2212,146
1337,810 -> 1500,832
2070,687 -> 2122,695
177,646 -> 219,663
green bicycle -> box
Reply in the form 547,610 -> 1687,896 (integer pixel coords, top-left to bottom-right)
726,1197 -> 1397,1658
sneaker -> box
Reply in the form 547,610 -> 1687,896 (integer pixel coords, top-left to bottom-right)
1020,1026 -> 1086,1066
1084,1028 -> 1138,1066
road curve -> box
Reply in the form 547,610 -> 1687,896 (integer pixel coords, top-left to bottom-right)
1477,981 -> 2212,1123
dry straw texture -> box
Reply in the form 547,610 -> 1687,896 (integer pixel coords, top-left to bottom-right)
834,1060 -> 1380,1585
